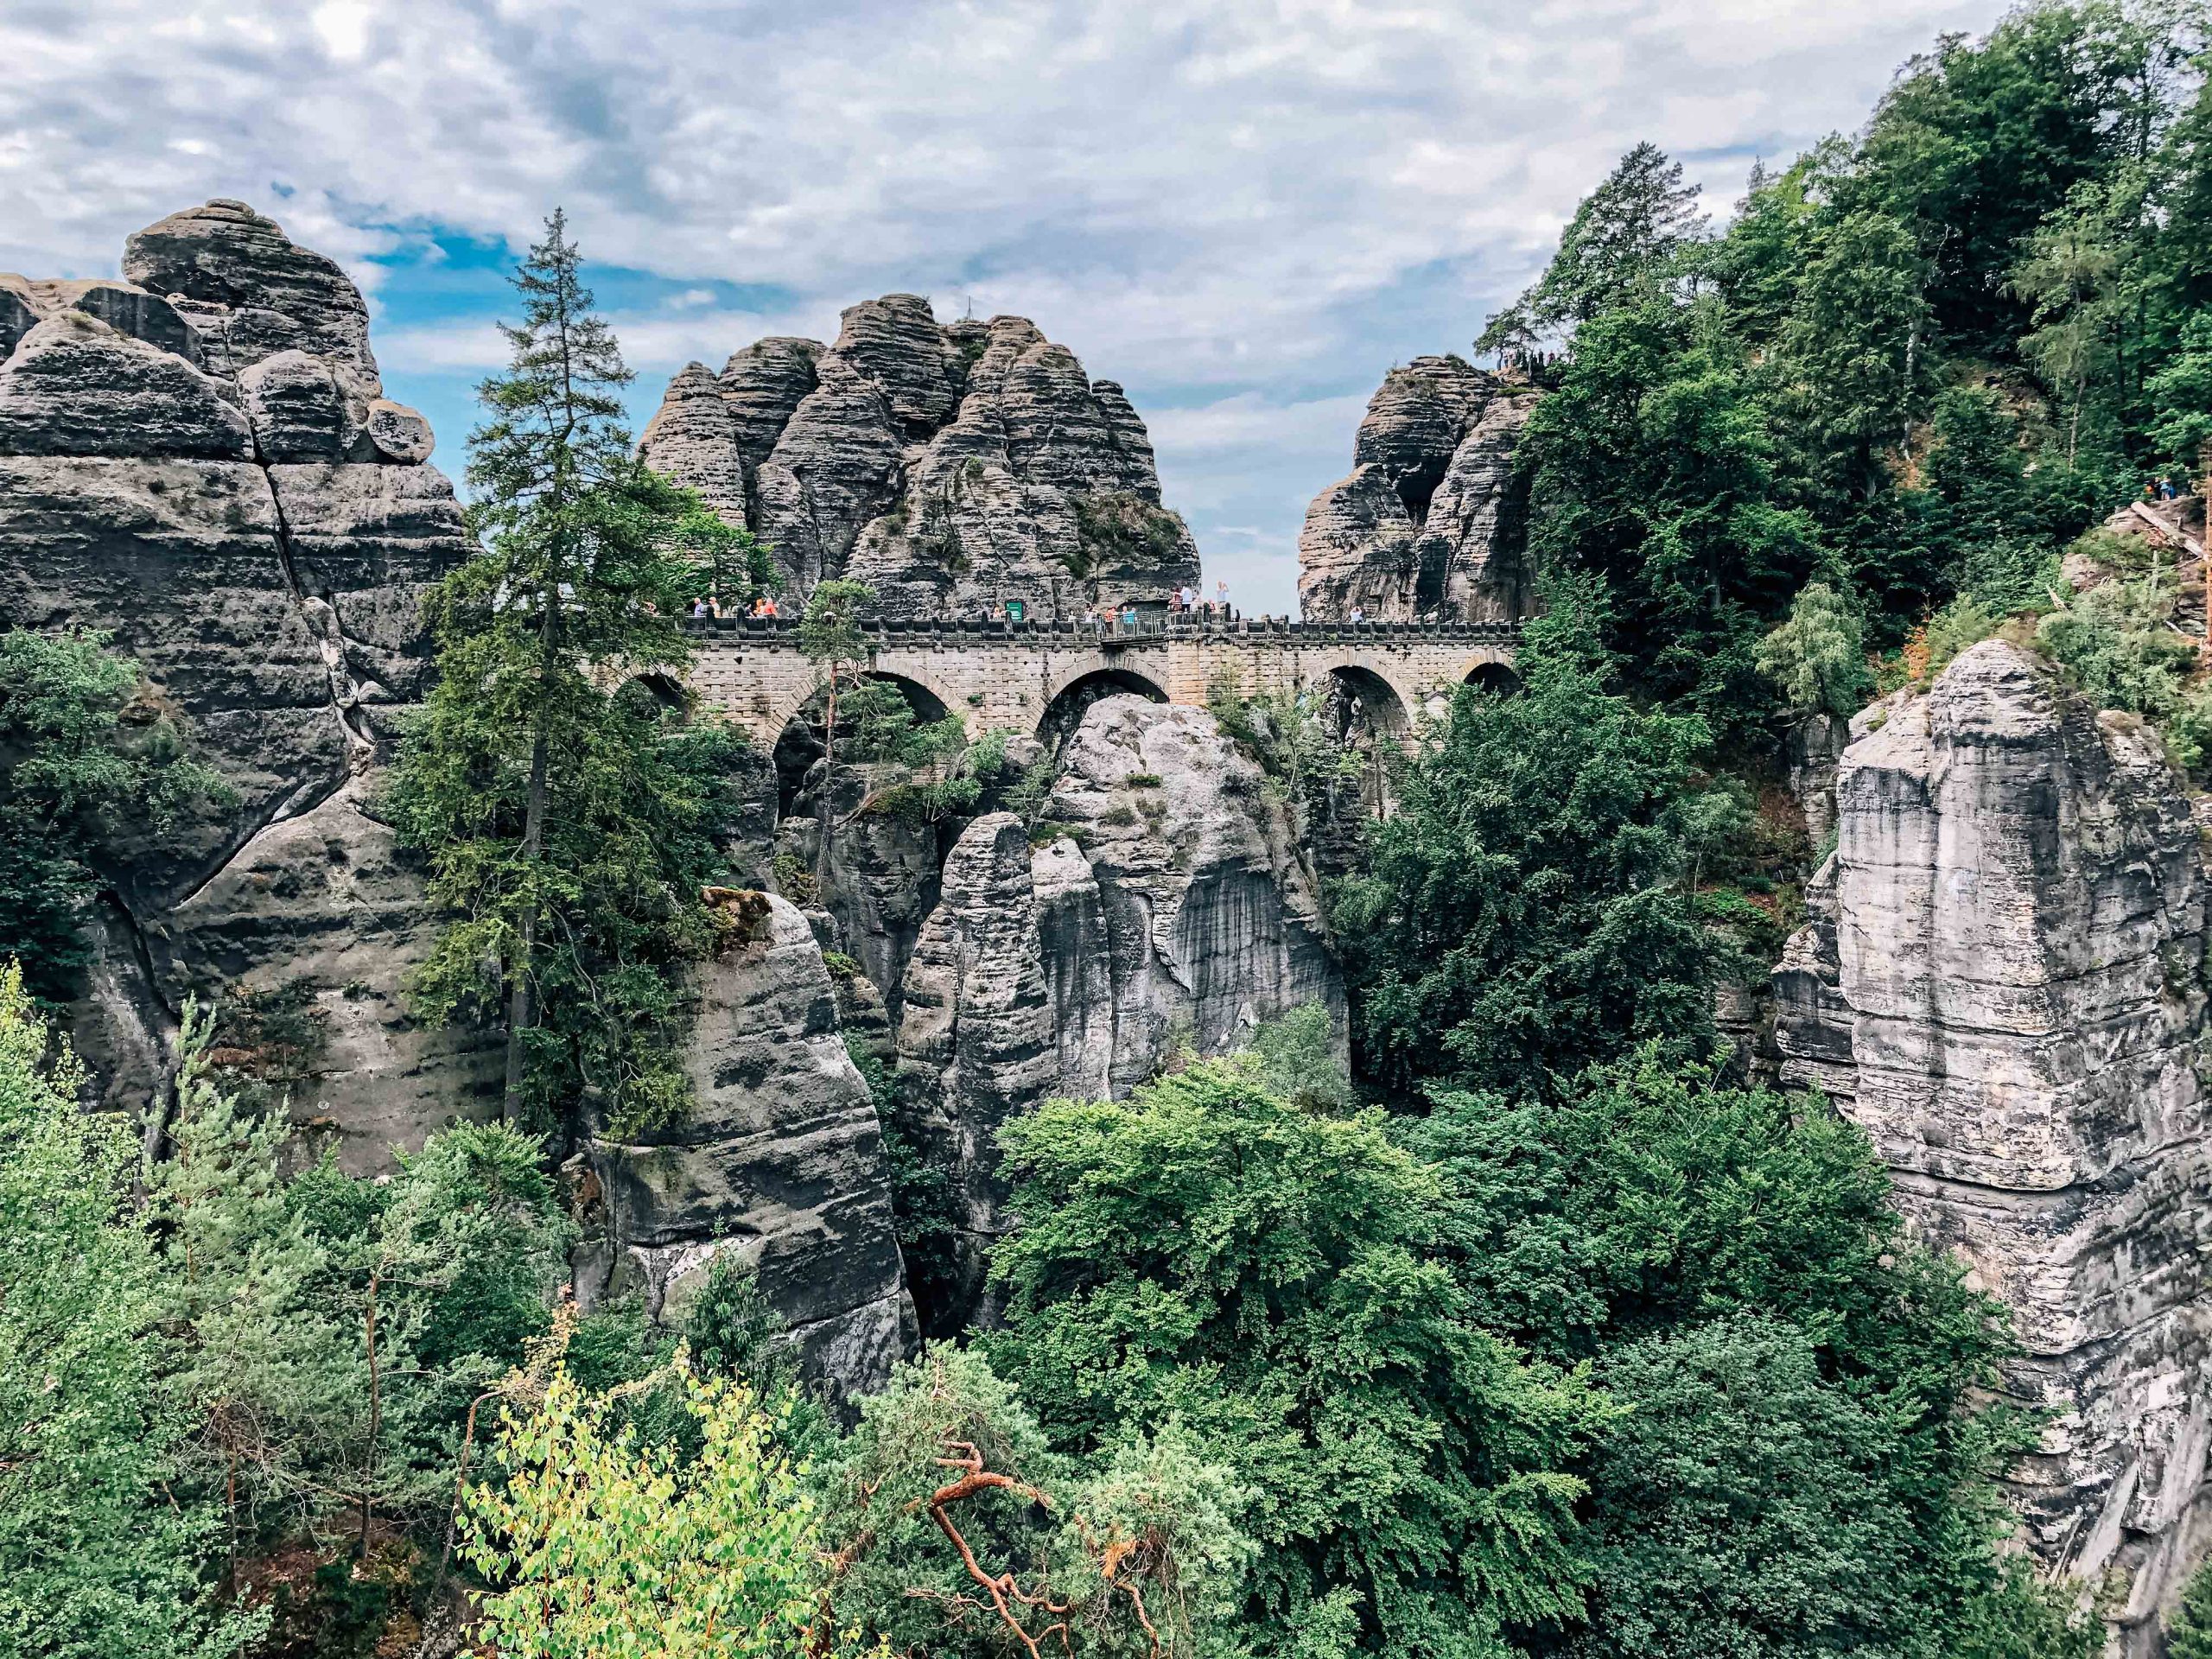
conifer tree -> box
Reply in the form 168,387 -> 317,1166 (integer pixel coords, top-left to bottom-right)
387,210 -> 747,1133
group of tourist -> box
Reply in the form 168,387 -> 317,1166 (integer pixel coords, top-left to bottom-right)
690,594 -> 779,620
688,583 -> 1240,629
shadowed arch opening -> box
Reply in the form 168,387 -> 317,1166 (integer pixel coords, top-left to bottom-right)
1321,665 -> 1409,817
1463,662 -> 1523,696
773,671 -> 954,819
613,671 -> 690,723
1038,667 -> 1168,748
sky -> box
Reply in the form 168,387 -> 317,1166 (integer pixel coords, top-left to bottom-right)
1,0 -> 2013,615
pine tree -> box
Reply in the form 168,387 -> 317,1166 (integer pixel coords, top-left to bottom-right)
386,210 -> 747,1134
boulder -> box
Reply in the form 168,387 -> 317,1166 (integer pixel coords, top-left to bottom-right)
238,349 -> 356,460
0,313 -> 250,459
1773,639 -> 2212,1653
364,399 -> 434,465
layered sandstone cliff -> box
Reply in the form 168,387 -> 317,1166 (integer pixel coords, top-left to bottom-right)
642,297 -> 1201,620
1298,355 -> 1536,623
577,893 -> 913,1405
894,699 -> 1345,1327
1,199 -> 911,1400
0,200 -> 486,1159
1773,640 -> 2212,1653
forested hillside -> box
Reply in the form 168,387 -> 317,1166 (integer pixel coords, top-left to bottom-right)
8,4 -> 2212,1658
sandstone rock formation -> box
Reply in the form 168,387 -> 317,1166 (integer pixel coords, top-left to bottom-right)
0,199 -> 908,1402
1773,640 -> 2212,1653
0,207 -> 499,1180
887,699 -> 1347,1329
1042,696 -> 1344,1090
1299,355 -> 1536,622
579,893 -> 914,1405
894,813 -> 1058,1327
641,298 -> 1200,620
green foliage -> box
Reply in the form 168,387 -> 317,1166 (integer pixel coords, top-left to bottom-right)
821,1346 -> 1255,1659
289,1118 -> 573,1554
2035,572 -> 2198,715
386,213 -> 745,1137
1070,492 -> 1188,575
1333,579 -> 1740,1097
845,1033 -> 962,1332
1495,5 -> 2212,746
1399,1048 -> 2054,1658
2171,1560 -> 2212,1659
0,629 -> 229,1002
1757,582 -> 1874,717
1515,293 -> 1821,741
987,1057 -> 1605,1659
0,963 -> 264,1659
148,1001 -> 351,1567
462,1362 -> 851,1659
1478,142 -> 1705,349
1239,1001 -> 1353,1112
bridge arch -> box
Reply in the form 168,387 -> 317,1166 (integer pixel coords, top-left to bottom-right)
1038,665 -> 1170,746
1463,661 -> 1523,696
772,671 -> 957,817
1319,664 -> 1410,742
615,670 -> 690,721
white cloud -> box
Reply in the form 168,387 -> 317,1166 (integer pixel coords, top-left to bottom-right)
0,0 -> 2014,609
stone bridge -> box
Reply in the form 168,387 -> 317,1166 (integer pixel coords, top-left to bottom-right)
671,613 -> 1522,746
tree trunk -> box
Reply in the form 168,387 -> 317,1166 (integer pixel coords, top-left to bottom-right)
813,671 -> 840,890
503,595 -> 560,1124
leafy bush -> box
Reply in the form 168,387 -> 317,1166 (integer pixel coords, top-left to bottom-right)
1757,581 -> 1873,716
987,1056 -> 1603,1658
462,1362 -> 851,1659
0,629 -> 230,1001
2035,575 -> 2198,718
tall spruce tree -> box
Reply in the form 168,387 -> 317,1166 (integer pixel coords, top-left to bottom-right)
386,210 -> 746,1134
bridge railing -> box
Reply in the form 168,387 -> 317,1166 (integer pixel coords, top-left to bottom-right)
677,613 -> 1523,646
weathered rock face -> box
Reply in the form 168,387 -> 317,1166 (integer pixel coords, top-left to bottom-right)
642,299 -> 1200,620
773,760 -> 946,1028
1044,696 -> 1345,1090
1299,355 -> 1536,622
1772,640 -> 2212,1654
124,198 -> 380,389
580,894 -> 914,1405
1,199 -> 909,1400
894,813 -> 1058,1329
888,698 -> 1345,1328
